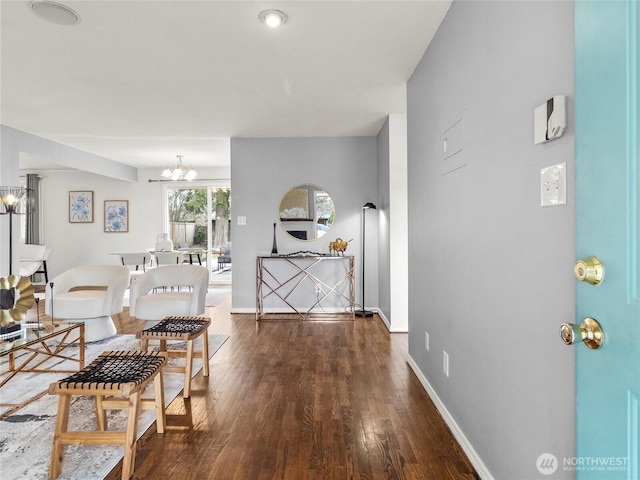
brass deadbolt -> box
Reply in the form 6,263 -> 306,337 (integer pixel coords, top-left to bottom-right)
560,318 -> 604,349
574,256 -> 604,285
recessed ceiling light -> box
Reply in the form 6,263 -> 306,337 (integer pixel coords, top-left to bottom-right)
29,1 -> 80,26
259,9 -> 287,28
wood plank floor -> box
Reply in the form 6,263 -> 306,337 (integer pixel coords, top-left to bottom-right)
30,298 -> 478,479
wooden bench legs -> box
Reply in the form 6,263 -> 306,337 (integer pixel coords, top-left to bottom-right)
136,316 -> 211,399
49,351 -> 166,480
140,334 -> 209,398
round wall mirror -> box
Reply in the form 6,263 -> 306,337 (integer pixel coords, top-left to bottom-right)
279,184 -> 335,241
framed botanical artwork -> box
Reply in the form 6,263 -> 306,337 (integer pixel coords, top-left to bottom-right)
69,191 -> 94,223
104,200 -> 129,233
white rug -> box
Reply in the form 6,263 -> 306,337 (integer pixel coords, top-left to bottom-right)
203,287 -> 231,307
0,332 -> 228,479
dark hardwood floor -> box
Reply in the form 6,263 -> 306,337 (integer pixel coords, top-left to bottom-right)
29,297 -> 478,479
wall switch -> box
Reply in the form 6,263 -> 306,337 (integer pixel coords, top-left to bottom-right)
540,162 -> 566,207
443,351 -> 449,377
425,332 -> 430,351
237,216 -> 247,225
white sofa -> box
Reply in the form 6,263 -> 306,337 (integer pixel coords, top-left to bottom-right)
129,264 -> 208,323
45,264 -> 130,342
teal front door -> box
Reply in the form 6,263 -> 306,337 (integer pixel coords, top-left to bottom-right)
575,1 -> 639,479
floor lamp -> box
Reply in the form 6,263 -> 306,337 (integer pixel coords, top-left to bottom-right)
355,202 -> 376,317
0,186 -> 28,310
1,186 -> 29,275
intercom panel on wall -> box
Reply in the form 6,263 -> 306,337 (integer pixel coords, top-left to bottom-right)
534,95 -> 566,144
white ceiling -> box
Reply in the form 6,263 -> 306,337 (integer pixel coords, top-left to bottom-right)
1,0 -> 451,171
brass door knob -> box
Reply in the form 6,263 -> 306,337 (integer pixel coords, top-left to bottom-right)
560,318 -> 604,349
574,256 -> 604,285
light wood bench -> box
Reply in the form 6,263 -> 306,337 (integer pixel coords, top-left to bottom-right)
48,350 -> 166,480
136,316 -> 211,398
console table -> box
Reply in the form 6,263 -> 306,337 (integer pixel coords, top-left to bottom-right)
256,255 -> 355,320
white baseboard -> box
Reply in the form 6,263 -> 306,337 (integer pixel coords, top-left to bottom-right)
406,354 -> 494,480
230,307 -> 255,314
233,306 -> 408,332
376,308 -> 391,329
371,308 -> 408,333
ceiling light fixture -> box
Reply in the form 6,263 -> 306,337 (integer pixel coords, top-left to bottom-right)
29,1 -> 80,26
259,9 -> 287,28
161,155 -> 198,181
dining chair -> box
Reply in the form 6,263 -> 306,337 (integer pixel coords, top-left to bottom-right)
217,242 -> 231,271
154,251 -> 185,266
119,252 -> 152,282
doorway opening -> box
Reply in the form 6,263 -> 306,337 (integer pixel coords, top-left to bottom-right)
165,185 -> 231,286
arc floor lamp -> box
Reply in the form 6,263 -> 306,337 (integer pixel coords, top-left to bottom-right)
355,202 -> 376,317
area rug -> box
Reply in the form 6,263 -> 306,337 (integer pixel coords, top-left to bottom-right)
0,332 -> 228,479
203,287 -> 231,307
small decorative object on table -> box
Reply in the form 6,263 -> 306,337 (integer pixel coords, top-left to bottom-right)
271,222 -> 278,255
329,238 -> 350,256
155,232 -> 173,251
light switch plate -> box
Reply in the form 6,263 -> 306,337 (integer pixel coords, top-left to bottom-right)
237,216 -> 247,225
540,162 -> 567,207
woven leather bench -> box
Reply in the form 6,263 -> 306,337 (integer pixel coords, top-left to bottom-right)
136,316 -> 211,398
48,350 -> 166,480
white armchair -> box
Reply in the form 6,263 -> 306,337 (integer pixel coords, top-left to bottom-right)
129,264 -> 208,322
45,264 -> 130,342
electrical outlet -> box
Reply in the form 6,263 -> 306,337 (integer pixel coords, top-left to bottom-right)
443,351 -> 449,377
425,332 -> 430,351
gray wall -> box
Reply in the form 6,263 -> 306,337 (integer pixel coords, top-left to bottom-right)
377,118 -> 391,323
407,2 -> 575,479
230,137 -> 378,312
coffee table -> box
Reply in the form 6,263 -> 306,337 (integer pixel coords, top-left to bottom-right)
0,322 -> 85,418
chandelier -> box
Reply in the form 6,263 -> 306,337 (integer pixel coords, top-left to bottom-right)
161,155 -> 197,181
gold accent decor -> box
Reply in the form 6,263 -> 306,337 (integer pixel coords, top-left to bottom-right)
560,317 -> 604,349
329,238 -> 349,255
0,275 -> 35,325
574,256 -> 604,285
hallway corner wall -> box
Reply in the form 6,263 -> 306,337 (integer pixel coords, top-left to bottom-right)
407,1 -> 576,478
